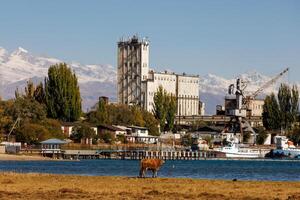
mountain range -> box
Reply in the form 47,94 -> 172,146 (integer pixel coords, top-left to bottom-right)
0,47 -> 292,114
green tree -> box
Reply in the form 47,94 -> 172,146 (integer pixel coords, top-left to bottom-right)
45,63 -> 81,121
153,86 -> 167,132
97,97 -> 109,124
288,127 -> 300,145
141,109 -> 159,136
153,86 -> 177,132
181,133 -> 193,147
165,94 -> 177,131
7,97 -> 47,123
278,84 -> 292,130
255,127 -> 268,145
99,131 -> 115,144
262,93 -> 281,130
291,85 -> 299,124
278,84 -> 299,131
70,123 -> 96,143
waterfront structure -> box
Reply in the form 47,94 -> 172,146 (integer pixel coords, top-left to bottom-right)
117,35 -> 200,116
40,138 -> 68,158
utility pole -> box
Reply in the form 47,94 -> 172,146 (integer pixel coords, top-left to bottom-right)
7,117 -> 21,142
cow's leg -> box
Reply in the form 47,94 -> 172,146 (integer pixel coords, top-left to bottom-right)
139,168 -> 143,178
155,170 -> 158,178
140,167 -> 146,178
152,169 -> 155,178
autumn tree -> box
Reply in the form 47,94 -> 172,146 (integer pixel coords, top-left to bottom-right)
0,100 -> 13,141
24,79 -> 35,99
33,82 -> 46,105
15,123 -> 50,144
86,103 -> 159,136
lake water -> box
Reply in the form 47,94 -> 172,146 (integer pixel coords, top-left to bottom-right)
0,159 -> 300,181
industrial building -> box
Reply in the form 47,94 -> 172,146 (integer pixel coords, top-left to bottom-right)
117,35 -> 200,116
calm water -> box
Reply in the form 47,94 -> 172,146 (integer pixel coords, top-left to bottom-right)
0,159 -> 300,181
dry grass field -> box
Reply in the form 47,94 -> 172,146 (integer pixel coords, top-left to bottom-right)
0,173 -> 300,200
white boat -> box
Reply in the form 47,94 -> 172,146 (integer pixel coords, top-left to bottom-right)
272,136 -> 300,158
215,142 -> 265,158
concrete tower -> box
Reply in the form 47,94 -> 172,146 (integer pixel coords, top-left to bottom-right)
117,35 -> 149,107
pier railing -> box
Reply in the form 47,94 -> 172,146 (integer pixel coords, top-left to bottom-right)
62,150 -> 226,160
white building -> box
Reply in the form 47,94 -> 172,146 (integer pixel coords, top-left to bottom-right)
248,99 -> 264,117
117,35 -> 200,116
126,126 -> 158,144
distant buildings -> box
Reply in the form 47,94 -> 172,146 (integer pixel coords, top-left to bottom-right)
224,96 -> 264,117
61,123 -> 157,144
117,35 -> 200,116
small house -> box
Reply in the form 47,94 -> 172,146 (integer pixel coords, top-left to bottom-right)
126,126 -> 158,144
97,125 -> 127,137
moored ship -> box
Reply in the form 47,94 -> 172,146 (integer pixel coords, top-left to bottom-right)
271,136 -> 300,158
214,142 -> 269,158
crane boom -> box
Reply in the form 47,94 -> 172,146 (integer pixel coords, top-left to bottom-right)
243,67 -> 289,110
251,67 -> 289,99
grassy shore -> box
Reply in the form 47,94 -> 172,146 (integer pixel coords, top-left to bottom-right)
0,173 -> 299,200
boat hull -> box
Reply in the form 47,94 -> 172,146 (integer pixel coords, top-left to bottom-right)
223,152 -> 261,158
272,149 -> 300,158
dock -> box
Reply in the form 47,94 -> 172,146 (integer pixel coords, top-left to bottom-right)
62,150 -> 226,160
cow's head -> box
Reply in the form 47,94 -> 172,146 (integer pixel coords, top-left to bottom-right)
159,159 -> 165,166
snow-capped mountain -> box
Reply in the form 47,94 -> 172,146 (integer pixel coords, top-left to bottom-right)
0,47 -> 116,111
0,46 -> 293,114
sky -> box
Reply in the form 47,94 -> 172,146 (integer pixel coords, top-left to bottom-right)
0,0 -> 299,82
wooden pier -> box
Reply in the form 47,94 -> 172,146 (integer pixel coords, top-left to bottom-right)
62,150 -> 226,160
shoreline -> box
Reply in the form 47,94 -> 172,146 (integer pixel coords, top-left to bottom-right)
1,153 -> 299,162
0,153 -> 55,161
0,172 -> 299,200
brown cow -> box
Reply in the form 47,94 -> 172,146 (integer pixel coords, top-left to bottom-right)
139,158 -> 165,178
